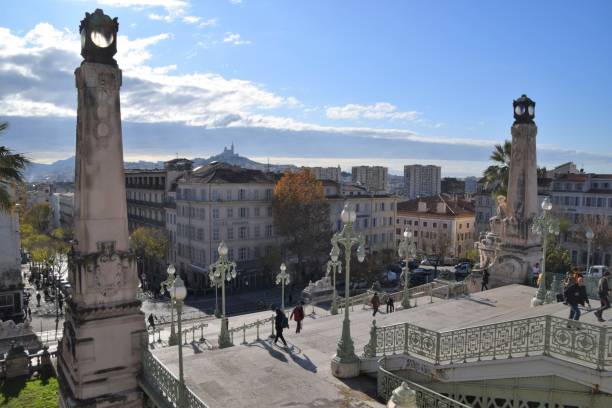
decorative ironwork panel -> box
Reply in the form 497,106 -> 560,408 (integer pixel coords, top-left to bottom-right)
377,363 -> 469,407
405,324 -> 438,362
548,316 -> 602,367
376,323 -> 406,355
141,349 -> 179,403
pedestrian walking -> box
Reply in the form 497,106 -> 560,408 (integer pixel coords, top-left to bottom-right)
147,313 -> 156,331
288,292 -> 293,306
595,271 -> 610,322
386,297 -> 394,313
564,276 -> 591,323
371,292 -> 380,316
274,308 -> 288,347
36,292 -> 41,307
290,301 -> 305,333
481,270 -> 490,291
532,262 -> 540,286
27,307 -> 32,320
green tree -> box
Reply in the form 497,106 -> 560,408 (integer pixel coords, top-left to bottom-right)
0,122 -> 29,211
23,203 -> 52,233
545,236 -> 572,275
130,226 -> 170,292
483,140 -> 511,197
272,169 -> 332,282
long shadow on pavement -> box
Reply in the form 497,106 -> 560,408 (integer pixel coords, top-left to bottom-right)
246,339 -> 288,363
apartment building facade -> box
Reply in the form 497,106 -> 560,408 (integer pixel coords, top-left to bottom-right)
351,166 -> 389,193
305,166 -> 342,183
404,164 -> 441,199
396,195 -> 475,260
173,162 -> 279,292
323,181 -> 397,254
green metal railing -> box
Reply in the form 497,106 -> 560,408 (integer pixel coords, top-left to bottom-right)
366,314 -> 612,370
141,348 -> 209,408
377,357 -> 469,407
228,315 -> 275,345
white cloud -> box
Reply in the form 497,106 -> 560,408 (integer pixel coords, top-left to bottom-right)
0,95 -> 75,117
97,0 -> 188,13
182,15 -> 200,24
199,18 -> 218,28
223,32 -> 251,45
229,0 -> 243,4
326,102 -> 420,122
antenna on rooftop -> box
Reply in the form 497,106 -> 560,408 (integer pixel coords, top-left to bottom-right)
267,158 -> 270,173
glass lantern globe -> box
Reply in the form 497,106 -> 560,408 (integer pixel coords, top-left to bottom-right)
218,241 -> 229,257
167,264 -> 176,276
173,276 -> 187,301
280,263 -> 286,272
586,228 -> 595,241
541,197 -> 553,211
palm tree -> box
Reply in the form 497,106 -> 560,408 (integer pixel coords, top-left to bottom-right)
483,140 -> 511,197
0,122 -> 29,211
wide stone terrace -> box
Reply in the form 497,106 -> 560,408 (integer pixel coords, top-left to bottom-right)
151,284 -> 610,407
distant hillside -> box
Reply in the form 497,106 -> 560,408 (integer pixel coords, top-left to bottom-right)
24,146 -> 296,182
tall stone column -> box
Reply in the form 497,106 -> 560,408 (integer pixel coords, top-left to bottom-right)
58,9 -> 145,408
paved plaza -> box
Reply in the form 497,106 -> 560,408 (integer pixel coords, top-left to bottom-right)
151,284 -> 611,408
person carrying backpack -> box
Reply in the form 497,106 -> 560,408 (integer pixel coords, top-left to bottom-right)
481,269 -> 490,291
274,308 -> 288,347
290,301 -> 305,333
595,271 -> 610,322
564,276 -> 590,323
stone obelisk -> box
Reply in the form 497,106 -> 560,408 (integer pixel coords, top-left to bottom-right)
484,95 -> 542,287
58,9 -> 145,408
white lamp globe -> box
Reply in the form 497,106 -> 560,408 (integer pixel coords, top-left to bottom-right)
167,264 -> 176,276
541,197 -> 552,211
218,241 -> 229,257
403,229 -> 409,238
341,203 -> 356,224
173,276 -> 187,301
280,263 -> 286,272
586,228 -> 594,241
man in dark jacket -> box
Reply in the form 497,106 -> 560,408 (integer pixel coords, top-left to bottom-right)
481,270 -> 490,291
595,271 -> 610,322
274,308 -> 288,346
564,276 -> 590,322
371,293 -> 380,316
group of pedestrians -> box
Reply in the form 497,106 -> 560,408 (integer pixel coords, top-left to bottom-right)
369,292 -> 395,316
273,301 -> 305,347
563,270 -> 610,324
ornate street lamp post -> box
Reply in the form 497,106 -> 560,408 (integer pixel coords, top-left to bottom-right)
171,274 -> 187,408
585,227 -> 594,273
531,197 -> 560,306
330,203 -> 366,379
398,228 -> 417,309
161,264 -> 178,345
327,238 -> 342,315
276,263 -> 290,310
209,242 -> 237,348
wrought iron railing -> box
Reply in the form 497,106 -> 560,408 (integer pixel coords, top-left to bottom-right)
377,357 -> 469,407
228,315 -> 275,345
141,348 -> 209,408
365,314 -> 612,370
338,280 -> 466,310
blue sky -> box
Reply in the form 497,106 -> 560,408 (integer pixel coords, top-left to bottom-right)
1,0 -> 611,176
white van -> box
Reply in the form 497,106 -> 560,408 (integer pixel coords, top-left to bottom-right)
586,265 -> 609,278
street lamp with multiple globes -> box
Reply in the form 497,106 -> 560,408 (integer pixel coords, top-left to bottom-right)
330,203 -> 366,379
276,263 -> 290,310
531,197 -> 560,306
160,264 -> 178,345
398,228 -> 417,309
171,274 -> 187,408
585,227 -> 594,273
327,236 -> 342,315
208,241 -> 237,348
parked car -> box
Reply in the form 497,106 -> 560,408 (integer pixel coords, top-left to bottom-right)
454,262 -> 471,281
409,268 -> 437,286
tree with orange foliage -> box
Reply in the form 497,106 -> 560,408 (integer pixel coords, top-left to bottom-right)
273,169 -> 331,282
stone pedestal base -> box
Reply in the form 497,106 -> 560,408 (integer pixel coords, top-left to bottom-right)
489,244 -> 541,289
331,355 -> 360,378
59,389 -> 143,408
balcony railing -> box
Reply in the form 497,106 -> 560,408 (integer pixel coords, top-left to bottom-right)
127,198 -> 165,208
141,348 -> 209,408
366,314 -> 612,371
377,357 -> 468,407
